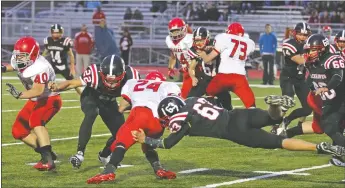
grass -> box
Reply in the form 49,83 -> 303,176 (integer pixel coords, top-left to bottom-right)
1,72 -> 344,188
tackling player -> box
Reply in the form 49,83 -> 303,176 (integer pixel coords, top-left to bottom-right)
197,23 -> 256,108
132,95 -> 345,160
87,72 -> 180,184
277,22 -> 313,133
49,54 -> 140,168
2,37 -> 62,171
166,17 -> 193,98
187,27 -> 232,110
330,30 -> 345,58
42,24 -> 82,95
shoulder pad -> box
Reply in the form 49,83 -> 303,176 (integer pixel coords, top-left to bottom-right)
63,37 -> 73,46
22,59 -> 49,78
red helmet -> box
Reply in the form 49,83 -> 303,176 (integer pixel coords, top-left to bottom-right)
13,36 -> 40,72
145,71 -> 166,81
168,18 -> 187,41
322,25 -> 332,39
226,22 -> 244,36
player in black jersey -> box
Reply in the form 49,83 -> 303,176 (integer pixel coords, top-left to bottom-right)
43,24 -> 82,95
187,27 -> 232,110
330,30 -> 345,58
49,54 -> 140,168
276,22 -> 312,133
131,96 -> 344,161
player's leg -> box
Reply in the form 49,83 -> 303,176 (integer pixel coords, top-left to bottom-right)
98,101 -> 125,163
187,77 -> 208,97
206,74 -> 229,97
282,81 -> 312,129
215,90 -> 233,110
29,95 -> 62,170
87,107 -> 148,184
70,90 -> 99,168
231,74 -> 256,108
321,106 -> 345,147
262,55 -> 269,84
181,74 -> 193,99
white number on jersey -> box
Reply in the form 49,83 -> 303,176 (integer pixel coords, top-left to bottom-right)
50,51 -> 62,64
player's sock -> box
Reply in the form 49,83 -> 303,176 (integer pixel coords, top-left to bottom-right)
286,122 -> 303,138
102,163 -> 117,174
40,145 -> 53,164
145,149 -> 163,171
99,136 -> 115,158
108,146 -> 126,167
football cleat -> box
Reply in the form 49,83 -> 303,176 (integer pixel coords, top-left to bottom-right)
329,155 -> 345,167
276,127 -> 287,137
155,169 -> 176,179
270,125 -> 279,134
317,142 -> 345,157
87,173 -> 115,184
264,95 -> 295,109
70,151 -> 84,169
33,161 -> 55,171
98,152 -> 112,166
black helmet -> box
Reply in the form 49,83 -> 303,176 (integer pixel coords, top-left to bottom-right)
50,24 -> 64,34
193,27 -> 210,50
100,54 -> 126,90
304,34 -> 330,63
335,30 -> 345,50
157,96 -> 186,127
293,22 -> 311,42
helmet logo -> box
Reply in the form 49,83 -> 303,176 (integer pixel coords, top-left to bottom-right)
165,102 -> 179,113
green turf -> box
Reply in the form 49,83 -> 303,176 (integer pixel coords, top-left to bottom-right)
1,73 -> 344,188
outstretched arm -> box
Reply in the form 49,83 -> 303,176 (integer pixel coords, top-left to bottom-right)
50,78 -> 83,91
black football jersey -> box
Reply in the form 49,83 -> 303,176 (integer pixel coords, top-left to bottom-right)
44,37 -> 72,68
80,64 -> 140,100
187,39 -> 218,79
282,38 -> 306,79
166,97 -> 231,139
307,53 -> 345,105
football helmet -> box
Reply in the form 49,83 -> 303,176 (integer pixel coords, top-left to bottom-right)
322,25 -> 332,39
145,71 -> 166,81
304,34 -> 330,63
226,22 -> 244,37
168,18 -> 187,41
51,24 -> 64,40
193,27 -> 210,50
293,22 -> 311,43
12,36 -> 40,72
157,96 -> 186,127
334,30 -> 345,50
99,54 -> 126,90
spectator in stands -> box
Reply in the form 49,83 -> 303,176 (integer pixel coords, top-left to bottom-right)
330,11 -> 341,23
75,1 -> 86,12
133,8 -> 144,31
308,10 -> 319,23
124,7 -> 132,20
94,19 -> 120,59
86,1 -> 101,10
206,3 -> 220,21
74,24 -> 94,77
119,29 -> 133,65
241,1 -> 252,14
196,4 -> 206,21
219,8 -> 230,22
319,11 -> 331,23
259,24 -> 277,85
92,6 -> 106,25
183,3 -> 196,21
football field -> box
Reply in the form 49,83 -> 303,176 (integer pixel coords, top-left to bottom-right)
1,72 -> 344,188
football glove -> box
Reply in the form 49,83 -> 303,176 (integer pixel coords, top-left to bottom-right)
6,83 -> 22,99
168,68 -> 175,79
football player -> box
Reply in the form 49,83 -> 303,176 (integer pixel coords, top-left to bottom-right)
187,27 -> 232,110
87,72 -> 180,184
330,30 -> 345,58
49,54 -> 140,168
2,37 -> 62,171
277,22 -> 313,133
197,23 -> 256,108
321,25 -> 333,41
166,17 -> 193,99
132,96 -> 345,160
42,24 -> 82,95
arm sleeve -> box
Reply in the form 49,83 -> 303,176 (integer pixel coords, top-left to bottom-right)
121,82 -> 131,103
273,35 -> 277,52
259,35 -> 263,53
327,68 -> 343,90
43,37 -> 49,49
63,37 -> 73,51
213,34 -> 224,54
187,47 -> 199,60
80,64 -> 99,89
282,41 -> 298,58
125,66 -> 140,80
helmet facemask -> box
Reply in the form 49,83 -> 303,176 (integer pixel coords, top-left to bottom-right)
169,27 -> 186,41
295,32 -> 310,43
335,39 -> 345,50
193,37 -> 210,50
304,46 -> 324,63
12,50 -> 33,71
100,72 -> 125,90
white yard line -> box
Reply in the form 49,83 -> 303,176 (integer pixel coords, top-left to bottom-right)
178,168 -> 210,174
196,164 -> 332,188
253,171 -> 310,176
2,106 -> 81,112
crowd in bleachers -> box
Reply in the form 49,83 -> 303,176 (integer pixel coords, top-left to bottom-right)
305,1 -> 345,24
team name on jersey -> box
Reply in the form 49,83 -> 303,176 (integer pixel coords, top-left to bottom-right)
310,74 -> 327,79
47,46 -> 64,51
171,48 -> 183,52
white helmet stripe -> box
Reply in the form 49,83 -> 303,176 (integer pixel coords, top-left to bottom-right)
109,55 -> 115,76
196,27 -> 201,36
